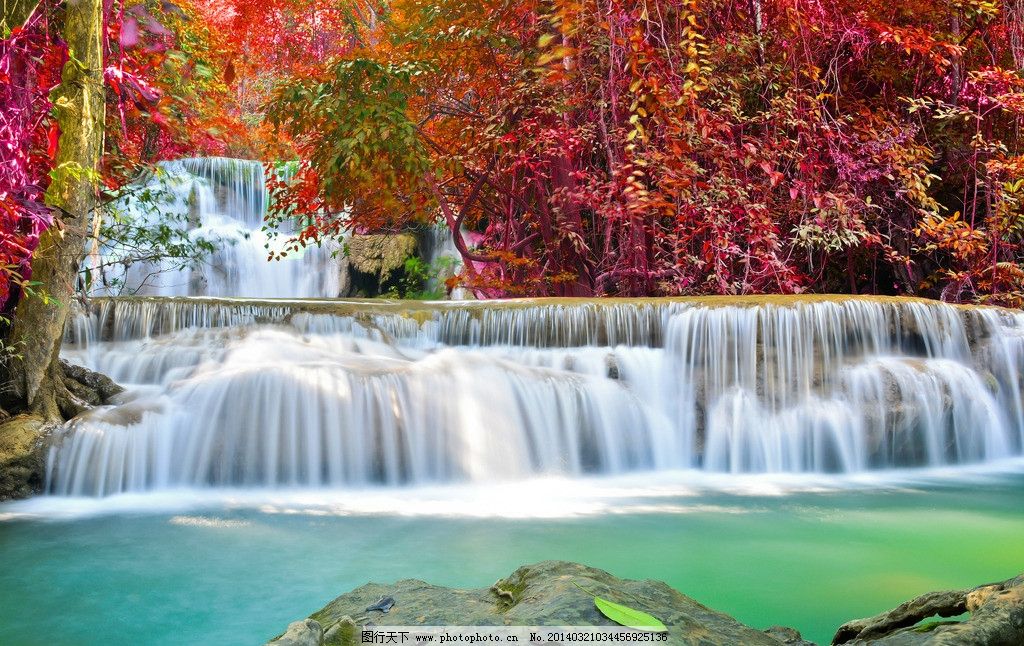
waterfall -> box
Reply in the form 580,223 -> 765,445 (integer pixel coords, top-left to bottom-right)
49,296 -> 1024,496
88,157 -> 343,298
419,224 -> 476,299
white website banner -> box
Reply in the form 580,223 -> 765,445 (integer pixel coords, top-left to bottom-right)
357,626 -> 670,644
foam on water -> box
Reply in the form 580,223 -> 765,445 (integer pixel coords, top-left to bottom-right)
7,459 -> 1024,520
46,295 -> 1024,497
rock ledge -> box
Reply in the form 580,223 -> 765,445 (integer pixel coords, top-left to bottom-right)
268,560 -> 807,646
268,562 -> 1024,646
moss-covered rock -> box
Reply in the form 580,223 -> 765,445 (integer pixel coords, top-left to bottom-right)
343,234 -> 418,297
0,414 -> 54,500
833,571 -> 1024,645
267,560 -> 802,645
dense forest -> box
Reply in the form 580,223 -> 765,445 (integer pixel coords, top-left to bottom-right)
5,0 -> 1024,361
6,1 -> 1024,306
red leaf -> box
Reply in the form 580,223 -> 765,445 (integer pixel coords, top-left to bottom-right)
47,123 -> 60,159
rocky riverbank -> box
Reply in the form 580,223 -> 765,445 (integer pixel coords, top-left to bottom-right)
267,561 -> 1024,646
0,361 -> 122,500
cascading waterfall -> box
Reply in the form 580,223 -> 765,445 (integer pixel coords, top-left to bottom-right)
88,157 -> 343,298
48,296 -> 1024,496
54,159 -> 1024,497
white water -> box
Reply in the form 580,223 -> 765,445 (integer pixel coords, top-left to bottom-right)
49,296 -> 1024,496
88,157 -> 343,298
54,157 -> 1024,497
89,157 -> 470,299
420,224 -> 476,299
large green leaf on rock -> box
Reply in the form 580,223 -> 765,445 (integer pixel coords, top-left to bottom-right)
594,596 -> 667,632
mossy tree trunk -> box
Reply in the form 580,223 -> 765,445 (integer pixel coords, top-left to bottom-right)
5,0 -> 104,422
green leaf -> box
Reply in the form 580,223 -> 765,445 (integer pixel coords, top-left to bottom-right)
594,597 -> 667,633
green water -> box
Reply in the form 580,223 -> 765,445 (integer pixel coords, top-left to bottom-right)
1,473 -> 1023,645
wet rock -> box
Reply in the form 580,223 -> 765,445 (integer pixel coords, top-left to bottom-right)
336,253 -> 352,298
0,363 -> 122,499
61,359 -> 124,405
269,561 -> 801,645
832,572 -> 1024,645
268,619 -> 324,646
605,354 -> 619,379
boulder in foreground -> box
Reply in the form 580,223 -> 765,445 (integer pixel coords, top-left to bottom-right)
267,560 -> 807,645
832,572 -> 1024,645
268,561 -> 1024,646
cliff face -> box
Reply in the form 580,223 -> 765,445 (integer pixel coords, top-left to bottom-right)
267,561 -> 1024,646
340,233 -> 419,297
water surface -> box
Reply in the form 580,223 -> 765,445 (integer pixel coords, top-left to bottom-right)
2,470 -> 1022,645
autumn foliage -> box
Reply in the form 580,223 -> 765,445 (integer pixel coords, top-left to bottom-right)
265,0 -> 1024,304
0,7 -> 64,308
7,0 -> 1024,304
0,0 -> 265,310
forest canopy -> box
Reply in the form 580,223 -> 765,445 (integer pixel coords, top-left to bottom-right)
5,0 -> 1024,303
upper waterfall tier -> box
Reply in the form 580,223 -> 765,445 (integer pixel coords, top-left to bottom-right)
50,296 -> 1024,495
87,157 -> 344,298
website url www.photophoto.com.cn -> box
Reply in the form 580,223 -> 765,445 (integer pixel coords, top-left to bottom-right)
359,627 -> 669,643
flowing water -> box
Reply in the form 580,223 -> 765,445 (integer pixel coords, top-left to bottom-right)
48,295 -> 1024,494
3,158 -> 1023,645
87,158 -> 344,298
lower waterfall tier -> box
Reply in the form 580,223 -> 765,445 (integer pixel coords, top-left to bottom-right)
47,296 -> 1024,496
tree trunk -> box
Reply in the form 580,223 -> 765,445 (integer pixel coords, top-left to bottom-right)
750,0 -> 765,66
5,0 -> 104,421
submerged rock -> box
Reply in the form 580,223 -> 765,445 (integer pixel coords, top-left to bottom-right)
267,560 -> 801,645
832,572 -> 1024,645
